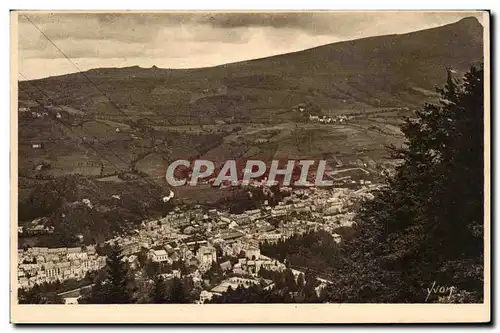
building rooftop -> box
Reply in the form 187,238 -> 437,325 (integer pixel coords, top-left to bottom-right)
152,249 -> 168,256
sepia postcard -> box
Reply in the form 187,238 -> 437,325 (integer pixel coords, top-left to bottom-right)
10,10 -> 490,324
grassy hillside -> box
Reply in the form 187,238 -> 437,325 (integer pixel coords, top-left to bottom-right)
17,16 -> 483,206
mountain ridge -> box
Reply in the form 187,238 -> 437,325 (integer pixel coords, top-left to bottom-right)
20,16 -> 482,111
21,16 -> 482,82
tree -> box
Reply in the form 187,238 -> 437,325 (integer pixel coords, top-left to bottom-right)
214,244 -> 223,258
167,277 -> 188,304
297,273 -> 305,290
258,266 -> 272,280
327,64 -> 484,303
80,279 -> 108,304
18,285 -> 44,304
193,242 -> 201,254
202,262 -> 224,286
303,270 -> 319,302
106,244 -> 136,303
82,243 -> 136,304
137,247 -> 149,267
284,268 -> 297,292
149,275 -> 168,304
145,260 -> 159,279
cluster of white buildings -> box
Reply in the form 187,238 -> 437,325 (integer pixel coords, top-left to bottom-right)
18,178 -> 380,300
17,246 -> 106,289
209,276 -> 274,295
308,114 -> 353,124
18,217 -> 54,235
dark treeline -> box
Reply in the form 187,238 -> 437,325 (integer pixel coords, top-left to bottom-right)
326,65 -> 485,303
18,174 -> 175,247
261,230 -> 342,275
330,66 -> 484,303
216,65 -> 485,304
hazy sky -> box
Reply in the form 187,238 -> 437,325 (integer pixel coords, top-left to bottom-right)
17,11 -> 483,80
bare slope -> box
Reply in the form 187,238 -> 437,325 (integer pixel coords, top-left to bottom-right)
19,17 -> 483,119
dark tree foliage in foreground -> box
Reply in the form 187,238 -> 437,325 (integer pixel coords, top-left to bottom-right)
149,275 -> 168,304
18,174 -> 168,246
261,230 -> 341,274
18,284 -> 63,304
326,65 -> 484,303
80,244 -> 136,304
166,277 -> 189,304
